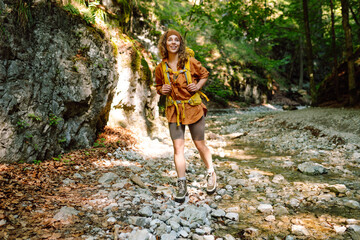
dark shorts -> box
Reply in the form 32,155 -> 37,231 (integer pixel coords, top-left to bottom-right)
168,116 -> 205,141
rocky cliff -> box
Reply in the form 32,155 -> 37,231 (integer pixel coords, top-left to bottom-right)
0,0 -> 159,163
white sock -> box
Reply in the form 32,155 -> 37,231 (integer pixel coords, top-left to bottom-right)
178,177 -> 186,181
207,167 -> 214,174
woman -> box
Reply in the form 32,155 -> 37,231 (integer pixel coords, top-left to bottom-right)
155,29 -> 216,203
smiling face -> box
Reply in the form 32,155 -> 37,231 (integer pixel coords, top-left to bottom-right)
166,35 -> 181,54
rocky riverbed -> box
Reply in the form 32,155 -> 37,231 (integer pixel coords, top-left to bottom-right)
1,106 -> 359,240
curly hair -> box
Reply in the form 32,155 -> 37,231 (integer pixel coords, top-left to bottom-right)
158,30 -> 189,69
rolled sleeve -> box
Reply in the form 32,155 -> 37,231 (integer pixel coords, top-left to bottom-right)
155,64 -> 164,95
190,57 -> 209,81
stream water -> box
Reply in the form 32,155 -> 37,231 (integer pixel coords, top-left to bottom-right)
202,107 -> 360,239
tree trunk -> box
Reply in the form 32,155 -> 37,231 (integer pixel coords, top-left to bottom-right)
341,0 -> 357,105
302,0 -> 316,105
299,36 -> 304,90
330,0 -> 339,100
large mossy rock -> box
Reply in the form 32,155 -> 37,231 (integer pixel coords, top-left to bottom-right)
0,1 -> 118,162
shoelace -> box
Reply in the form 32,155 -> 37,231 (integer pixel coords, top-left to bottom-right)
178,180 -> 186,192
206,173 -> 213,186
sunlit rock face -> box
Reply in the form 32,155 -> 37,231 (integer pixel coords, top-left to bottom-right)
107,45 -> 160,137
0,1 -> 117,162
106,1 -> 162,137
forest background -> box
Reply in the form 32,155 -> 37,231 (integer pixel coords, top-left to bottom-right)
137,0 -> 360,107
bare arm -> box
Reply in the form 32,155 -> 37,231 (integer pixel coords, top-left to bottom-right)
187,78 -> 207,92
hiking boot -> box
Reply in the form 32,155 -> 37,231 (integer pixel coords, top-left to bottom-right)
206,171 -> 217,194
174,179 -> 187,203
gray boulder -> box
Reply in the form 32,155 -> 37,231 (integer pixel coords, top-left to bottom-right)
298,162 -> 328,175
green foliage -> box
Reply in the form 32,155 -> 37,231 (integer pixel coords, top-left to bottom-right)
58,137 -> 66,143
16,120 -> 29,129
16,0 -> 33,30
93,138 -> 106,148
140,58 -> 152,86
33,159 -> 41,165
25,134 -> 33,139
110,39 -> 119,57
206,79 -> 232,100
27,113 -> 42,121
48,113 -> 62,126
82,9 -> 96,25
52,154 -> 62,161
63,4 -> 80,16
130,47 -> 141,72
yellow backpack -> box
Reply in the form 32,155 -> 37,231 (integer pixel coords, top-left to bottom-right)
161,51 -> 209,126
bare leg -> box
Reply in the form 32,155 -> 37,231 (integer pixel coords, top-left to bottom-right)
193,140 -> 213,170
173,139 -> 186,178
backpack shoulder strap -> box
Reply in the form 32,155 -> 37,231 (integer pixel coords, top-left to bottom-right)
161,61 -> 170,85
184,57 -> 192,85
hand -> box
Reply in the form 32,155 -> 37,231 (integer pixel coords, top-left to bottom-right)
187,83 -> 199,93
161,84 -> 172,95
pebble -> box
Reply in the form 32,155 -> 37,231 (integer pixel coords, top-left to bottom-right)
344,200 -> 360,209
348,225 -> 360,233
107,217 -> 116,223
129,229 -> 151,240
53,206 -> 79,221
160,231 -> 177,240
203,235 -> 215,240
0,219 -> 6,226
225,212 -> 239,221
298,162 -> 328,175
346,219 -> 358,225
257,204 -> 273,213
139,206 -> 153,217
333,225 -> 346,234
265,215 -> 276,222
211,209 -> 226,217
195,228 -> 206,235
272,174 -> 285,183
98,172 -> 119,183
169,221 -> 180,231
223,235 -> 236,240
291,225 -> 310,236
217,189 -> 227,195
327,184 -> 347,194
73,173 -> 83,179
178,229 -> 189,238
